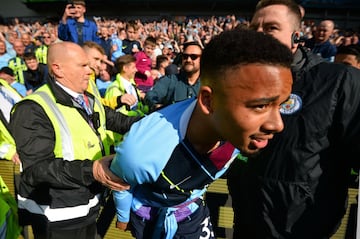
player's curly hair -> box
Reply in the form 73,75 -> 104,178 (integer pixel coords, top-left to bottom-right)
200,28 -> 293,86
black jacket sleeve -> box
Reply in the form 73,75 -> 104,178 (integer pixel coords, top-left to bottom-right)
104,106 -> 143,134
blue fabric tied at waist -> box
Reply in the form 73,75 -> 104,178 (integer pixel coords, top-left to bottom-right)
135,198 -> 202,239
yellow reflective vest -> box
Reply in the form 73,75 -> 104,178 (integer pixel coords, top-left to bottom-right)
0,79 -> 22,161
0,120 -> 16,161
0,176 -> 21,239
8,57 -> 27,84
105,73 -> 148,117
35,45 -> 48,64
25,84 -> 113,161
15,85 -> 115,222
87,71 -> 118,109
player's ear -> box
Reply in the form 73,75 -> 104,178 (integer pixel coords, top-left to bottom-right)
198,86 -> 213,114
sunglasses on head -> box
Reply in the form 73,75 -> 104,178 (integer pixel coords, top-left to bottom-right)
182,53 -> 201,60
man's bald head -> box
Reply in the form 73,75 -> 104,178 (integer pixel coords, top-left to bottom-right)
315,20 -> 335,43
48,42 -> 84,73
47,41 -> 91,93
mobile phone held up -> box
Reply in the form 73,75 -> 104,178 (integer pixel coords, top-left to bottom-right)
67,0 -> 76,16
68,0 -> 75,8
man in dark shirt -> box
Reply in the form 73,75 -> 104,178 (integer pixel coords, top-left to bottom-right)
23,52 -> 47,94
144,41 -> 202,111
121,20 -> 142,55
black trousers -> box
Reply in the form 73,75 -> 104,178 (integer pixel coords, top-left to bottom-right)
19,208 -> 99,239
96,191 -> 116,238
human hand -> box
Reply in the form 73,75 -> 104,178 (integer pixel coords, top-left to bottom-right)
93,155 -> 130,191
64,4 -> 75,18
144,70 -> 151,77
12,152 -> 21,165
139,91 -> 146,100
120,94 -> 137,107
116,221 -> 129,231
26,89 -> 33,96
102,55 -> 114,67
132,44 -> 139,53
111,44 -> 118,51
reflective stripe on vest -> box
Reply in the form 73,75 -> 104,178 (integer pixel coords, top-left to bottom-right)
8,57 -> 27,84
23,85 -> 110,160
35,91 -> 74,161
0,120 -> 16,161
16,85 -> 111,221
106,74 -> 148,116
17,194 -> 100,222
35,45 -> 48,64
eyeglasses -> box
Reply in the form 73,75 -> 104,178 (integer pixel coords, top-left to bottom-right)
182,54 -> 201,60
43,36 -> 51,39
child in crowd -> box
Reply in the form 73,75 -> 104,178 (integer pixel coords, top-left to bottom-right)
134,36 -> 156,94
23,52 -> 47,94
122,21 -> 142,55
105,54 -> 148,117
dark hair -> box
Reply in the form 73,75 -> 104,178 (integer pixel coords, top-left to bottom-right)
115,54 -> 136,73
255,0 -> 302,29
156,55 -> 169,69
337,44 -> 360,62
23,52 -> 37,61
183,41 -> 203,51
144,36 -> 157,47
200,28 -> 293,86
126,20 -> 139,31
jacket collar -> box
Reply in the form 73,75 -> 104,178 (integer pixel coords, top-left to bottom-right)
47,74 -> 95,108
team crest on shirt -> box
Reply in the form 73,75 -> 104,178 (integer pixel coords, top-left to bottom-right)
280,93 -> 302,115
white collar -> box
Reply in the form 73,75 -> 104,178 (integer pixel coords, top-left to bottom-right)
55,81 -> 83,99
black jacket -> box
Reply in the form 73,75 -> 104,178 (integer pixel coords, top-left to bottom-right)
227,46 -> 360,239
10,76 -> 141,227
23,63 -> 48,92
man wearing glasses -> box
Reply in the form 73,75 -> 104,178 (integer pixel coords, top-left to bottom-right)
144,41 -> 202,112
34,32 -> 53,65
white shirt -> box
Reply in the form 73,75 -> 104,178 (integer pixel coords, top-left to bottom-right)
120,76 -> 138,110
0,85 -> 21,122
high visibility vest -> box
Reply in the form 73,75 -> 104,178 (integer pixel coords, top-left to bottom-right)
86,71 -> 122,143
0,79 -> 22,161
105,73 -> 148,117
15,84 -> 114,222
24,84 -> 112,161
0,176 -> 21,239
0,79 -> 22,99
8,57 -> 27,84
87,71 -> 118,109
35,45 -> 48,64
0,120 -> 16,161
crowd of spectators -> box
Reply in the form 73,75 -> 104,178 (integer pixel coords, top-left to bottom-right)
0,14 -> 357,97
1,1 -> 360,238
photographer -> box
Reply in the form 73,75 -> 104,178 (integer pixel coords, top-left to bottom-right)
58,0 -> 100,45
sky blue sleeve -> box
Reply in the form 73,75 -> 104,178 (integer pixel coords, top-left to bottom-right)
113,190 -> 133,223
110,112 -> 180,186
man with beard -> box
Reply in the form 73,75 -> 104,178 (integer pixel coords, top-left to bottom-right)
144,41 -> 202,112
